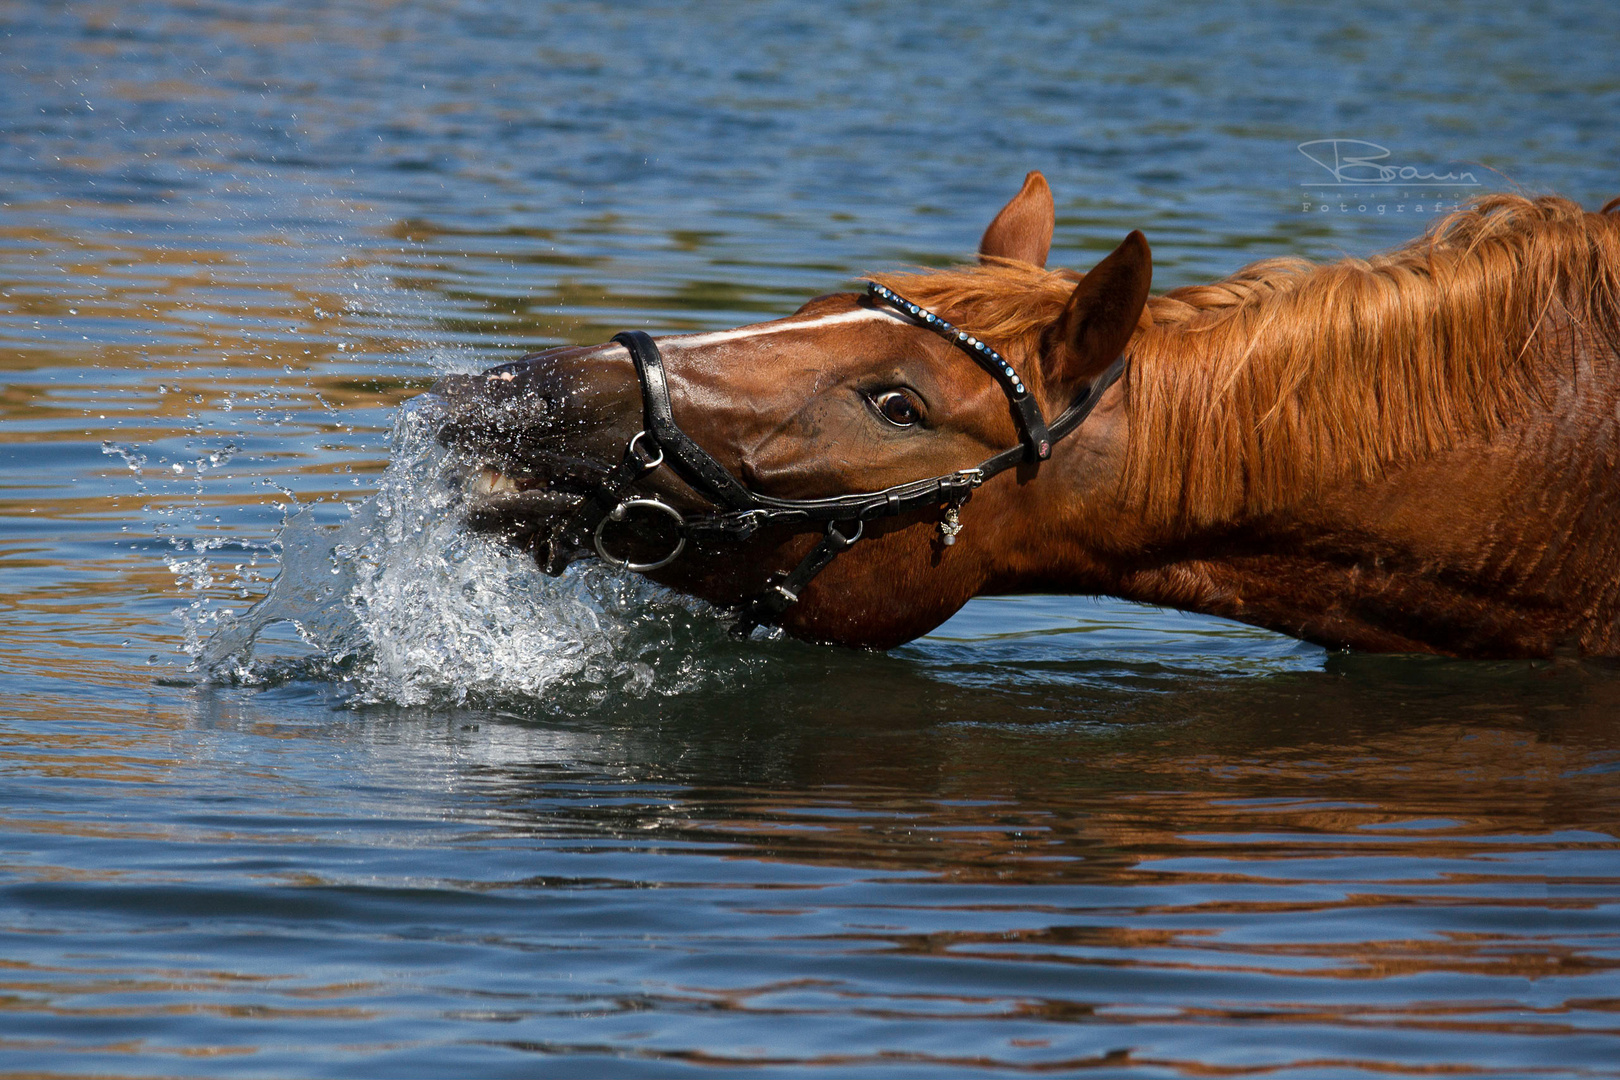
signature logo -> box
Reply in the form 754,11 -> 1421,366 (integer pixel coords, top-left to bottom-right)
1298,139 -> 1480,187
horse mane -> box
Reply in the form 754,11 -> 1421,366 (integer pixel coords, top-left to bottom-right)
875,194 -> 1620,528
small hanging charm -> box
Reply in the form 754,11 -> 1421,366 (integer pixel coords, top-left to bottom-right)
938,503 -> 964,546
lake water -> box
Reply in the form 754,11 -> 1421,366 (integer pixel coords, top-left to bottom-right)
4,2 -> 1620,1075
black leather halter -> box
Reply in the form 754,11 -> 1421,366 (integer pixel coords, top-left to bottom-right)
541,282 -> 1126,636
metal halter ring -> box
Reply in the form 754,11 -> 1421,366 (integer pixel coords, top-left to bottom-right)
593,497 -> 688,571
625,429 -> 664,474
827,519 -> 864,548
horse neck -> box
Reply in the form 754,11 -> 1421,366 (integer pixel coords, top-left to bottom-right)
991,197 -> 1620,652
1021,308 -> 1620,656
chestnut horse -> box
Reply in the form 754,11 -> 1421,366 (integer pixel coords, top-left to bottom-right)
435,173 -> 1620,657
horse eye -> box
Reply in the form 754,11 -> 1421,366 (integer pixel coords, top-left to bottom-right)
871,389 -> 921,428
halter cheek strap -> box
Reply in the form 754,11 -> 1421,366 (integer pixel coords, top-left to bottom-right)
627,331 -> 757,509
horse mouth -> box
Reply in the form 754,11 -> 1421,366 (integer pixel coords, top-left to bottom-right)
430,369 -> 677,571
467,464 -> 561,500
460,462 -> 594,556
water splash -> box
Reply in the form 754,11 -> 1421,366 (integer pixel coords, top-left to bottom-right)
191,395 -> 729,706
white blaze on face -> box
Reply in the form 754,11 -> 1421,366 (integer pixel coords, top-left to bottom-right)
562,305 -> 910,369
656,306 -> 908,353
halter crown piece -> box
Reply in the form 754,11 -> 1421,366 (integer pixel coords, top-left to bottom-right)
535,282 -> 1128,637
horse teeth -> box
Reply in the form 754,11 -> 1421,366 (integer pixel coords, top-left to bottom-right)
471,467 -> 518,495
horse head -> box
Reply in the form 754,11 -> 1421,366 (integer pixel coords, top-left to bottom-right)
433,173 -> 1152,648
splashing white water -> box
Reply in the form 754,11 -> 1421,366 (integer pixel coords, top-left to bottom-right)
189,395 -> 729,706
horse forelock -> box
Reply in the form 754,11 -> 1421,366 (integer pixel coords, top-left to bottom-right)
869,259 -> 1077,349
879,195 -> 1620,531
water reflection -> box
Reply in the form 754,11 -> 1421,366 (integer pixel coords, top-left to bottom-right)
11,660 -> 1617,1073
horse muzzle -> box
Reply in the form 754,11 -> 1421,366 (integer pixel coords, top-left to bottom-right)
429,342 -> 677,573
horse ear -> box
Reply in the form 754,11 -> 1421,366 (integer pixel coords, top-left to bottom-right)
978,171 -> 1055,267
1046,230 -> 1152,388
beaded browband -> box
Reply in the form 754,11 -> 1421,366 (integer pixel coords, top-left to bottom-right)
866,282 -> 1052,460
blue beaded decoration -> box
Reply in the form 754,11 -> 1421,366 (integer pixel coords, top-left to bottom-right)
865,281 -> 1049,459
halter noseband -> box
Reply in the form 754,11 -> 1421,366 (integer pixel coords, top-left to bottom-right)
537,282 -> 1127,637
